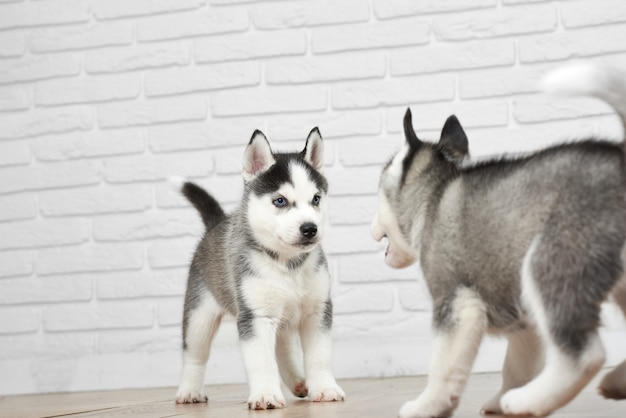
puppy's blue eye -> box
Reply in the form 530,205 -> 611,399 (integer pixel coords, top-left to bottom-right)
273,197 -> 287,208
312,195 -> 321,206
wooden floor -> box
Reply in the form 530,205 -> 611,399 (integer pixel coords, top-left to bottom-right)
1,371 -> 624,418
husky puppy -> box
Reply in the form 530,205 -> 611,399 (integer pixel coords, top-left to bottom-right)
174,128 -> 345,409
371,64 -> 626,417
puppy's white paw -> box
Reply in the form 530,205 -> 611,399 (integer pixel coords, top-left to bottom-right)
175,386 -> 208,404
309,383 -> 345,402
500,387 -> 548,417
599,360 -> 626,399
247,392 -> 286,410
480,392 -> 503,415
398,395 -> 455,418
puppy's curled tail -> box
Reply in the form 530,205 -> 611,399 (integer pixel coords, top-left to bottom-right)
168,176 -> 225,231
543,63 -> 626,137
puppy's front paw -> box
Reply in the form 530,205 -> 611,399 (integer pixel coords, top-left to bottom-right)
308,383 -> 345,402
247,392 -> 286,410
480,391 -> 503,415
599,360 -> 626,400
175,386 -> 208,404
500,388 -> 548,417
398,394 -> 455,418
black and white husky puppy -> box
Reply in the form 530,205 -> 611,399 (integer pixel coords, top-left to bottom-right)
371,64 -> 626,417
173,128 -> 345,409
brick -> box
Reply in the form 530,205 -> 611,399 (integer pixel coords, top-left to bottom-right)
211,85 -> 326,117
37,243 -> 144,276
0,140 -> 30,167
103,151 -> 213,183
137,7 -> 248,42
148,237 -> 198,269
97,328 -> 180,354
265,110 -> 382,142
332,285 -> 394,314
145,62 -> 260,97
398,282 -> 432,311
214,146 -> 247,175
0,161 -> 100,194
35,74 -> 140,106
39,185 -> 153,217
251,0 -> 369,30
93,210 -> 202,242
513,96 -> 611,124
324,224 -> 384,254
0,0 -> 88,30
0,250 -> 33,278
148,118 -> 262,153
0,194 -> 36,222
266,51 -> 386,85
312,17 -> 430,54
85,42 -> 190,74
157,299 -> 183,327
30,21 -> 132,53
97,270 -> 186,300
337,253 -> 419,282
98,96 -> 206,129
387,101 -> 508,133
502,0 -> 551,3
34,129 -> 145,161
0,276 -> 92,305
433,4 -> 556,40
43,301 -> 154,332
332,74 -> 455,110
0,333 -> 94,361
373,0 -> 496,19
0,31 -> 25,57
391,39 -> 515,76
337,135 -> 403,167
561,0 -> 626,28
520,24 -> 626,63
93,0 -> 205,20
0,53 -> 80,85
0,87 -> 30,111
0,306 -> 39,334
195,29 -> 306,63
0,106 -> 92,140
328,195 -> 378,226
0,219 -> 90,250
325,165 -> 381,196
460,65 -> 548,99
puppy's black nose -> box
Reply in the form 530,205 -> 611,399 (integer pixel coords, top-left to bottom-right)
300,223 -> 317,238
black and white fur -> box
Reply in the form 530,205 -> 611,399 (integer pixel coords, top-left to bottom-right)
174,128 -> 345,409
371,63 -> 626,417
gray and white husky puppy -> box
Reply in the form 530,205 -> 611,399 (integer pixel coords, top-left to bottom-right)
173,128 -> 345,409
371,63 -> 626,417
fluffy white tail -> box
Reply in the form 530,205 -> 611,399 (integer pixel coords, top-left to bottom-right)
543,63 -> 626,134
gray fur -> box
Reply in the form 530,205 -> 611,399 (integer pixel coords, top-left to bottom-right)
384,109 -> 626,353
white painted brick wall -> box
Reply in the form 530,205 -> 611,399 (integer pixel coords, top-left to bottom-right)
1,0 -> 626,397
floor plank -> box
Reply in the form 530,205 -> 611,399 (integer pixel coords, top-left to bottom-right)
1,372 -> 623,418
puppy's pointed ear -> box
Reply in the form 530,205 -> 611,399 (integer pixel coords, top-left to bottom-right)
242,130 -> 275,182
404,108 -> 422,149
303,127 -> 324,172
438,115 -> 469,163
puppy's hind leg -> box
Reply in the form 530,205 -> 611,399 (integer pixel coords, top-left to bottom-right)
599,275 -> 626,399
481,328 -> 544,415
276,328 -> 308,398
399,288 -> 487,418
501,237 -> 607,416
175,293 -> 223,404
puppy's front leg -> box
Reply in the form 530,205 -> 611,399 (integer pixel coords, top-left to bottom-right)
399,289 -> 487,418
239,316 -> 286,410
300,299 -> 345,402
